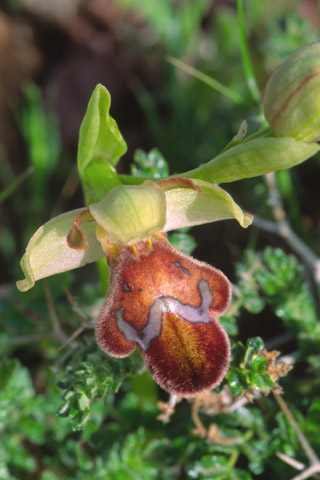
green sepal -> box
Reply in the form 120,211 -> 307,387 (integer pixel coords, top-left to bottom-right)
184,137 -> 320,184
16,209 -> 104,292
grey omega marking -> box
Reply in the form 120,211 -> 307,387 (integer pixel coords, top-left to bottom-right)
115,279 -> 214,350
172,261 -> 191,276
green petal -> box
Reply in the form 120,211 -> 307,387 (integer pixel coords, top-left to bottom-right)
77,84 -> 126,204
89,181 -> 166,245
164,179 -> 253,231
17,209 -> 104,292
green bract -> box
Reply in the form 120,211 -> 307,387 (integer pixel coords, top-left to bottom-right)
264,43 -> 320,142
184,136 -> 320,183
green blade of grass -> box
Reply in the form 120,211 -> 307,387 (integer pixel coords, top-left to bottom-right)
166,55 -> 245,105
0,166 -> 34,204
237,0 -> 260,104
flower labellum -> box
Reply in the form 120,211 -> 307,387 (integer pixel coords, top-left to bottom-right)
96,232 -> 231,397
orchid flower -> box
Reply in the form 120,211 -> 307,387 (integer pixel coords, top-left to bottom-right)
17,176 -> 252,396
17,84 -> 319,397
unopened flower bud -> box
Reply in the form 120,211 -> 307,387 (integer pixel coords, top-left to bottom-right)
263,43 -> 320,142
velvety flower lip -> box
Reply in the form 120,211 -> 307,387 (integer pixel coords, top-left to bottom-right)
95,233 -> 231,397
16,178 -> 252,292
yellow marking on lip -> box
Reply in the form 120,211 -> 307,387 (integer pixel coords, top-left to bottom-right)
148,236 -> 153,250
132,244 -> 138,255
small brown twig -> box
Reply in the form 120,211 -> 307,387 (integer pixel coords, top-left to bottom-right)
254,172 -> 320,480
255,172 -> 320,302
157,394 -> 181,423
274,393 -> 320,480
275,452 -> 305,471
43,279 -> 68,343
274,394 -> 319,466
6,333 -> 59,345
7,283 -> 94,351
63,288 -> 92,327
290,464 -> 320,480
57,289 -> 95,352
57,326 -> 88,352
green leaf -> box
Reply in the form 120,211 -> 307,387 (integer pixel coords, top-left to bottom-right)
166,55 -> 245,105
184,137 -> 320,184
231,341 -> 246,365
168,232 -> 197,256
0,166 -> 34,204
237,0 -> 260,104
57,348 -> 144,430
250,354 -> 268,373
233,470 -> 253,480
103,428 -> 160,480
77,84 -> 127,204
228,370 -> 245,397
246,337 -> 264,351
187,454 -> 229,478
251,372 -> 274,391
239,286 -> 265,313
0,358 -> 17,390
20,83 -> 60,175
131,148 -> 169,179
